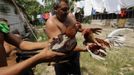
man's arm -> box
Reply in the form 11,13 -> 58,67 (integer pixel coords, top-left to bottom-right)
0,48 -> 65,75
68,13 -> 103,51
4,33 -> 48,51
73,45 -> 87,52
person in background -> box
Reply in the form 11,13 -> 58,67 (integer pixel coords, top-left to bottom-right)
43,11 -> 50,22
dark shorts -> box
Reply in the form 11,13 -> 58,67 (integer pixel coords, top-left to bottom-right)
54,52 -> 81,75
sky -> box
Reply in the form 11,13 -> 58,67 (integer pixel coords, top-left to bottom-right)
36,0 -> 45,6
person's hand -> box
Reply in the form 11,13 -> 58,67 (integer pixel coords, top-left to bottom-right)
75,21 -> 81,30
66,21 -> 82,38
86,43 -> 101,51
38,48 -> 66,62
86,43 -> 107,57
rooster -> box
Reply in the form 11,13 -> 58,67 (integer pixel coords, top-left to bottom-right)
50,22 -> 110,60
82,27 -> 110,60
50,24 -> 78,53
73,21 -> 110,60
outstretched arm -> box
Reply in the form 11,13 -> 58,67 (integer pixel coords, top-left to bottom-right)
4,33 -> 49,51
0,48 -> 65,75
68,13 -> 102,44
73,45 -> 87,52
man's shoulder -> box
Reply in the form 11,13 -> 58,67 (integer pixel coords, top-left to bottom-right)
46,16 -> 55,24
46,16 -> 57,28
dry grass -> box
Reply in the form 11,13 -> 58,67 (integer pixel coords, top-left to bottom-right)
80,47 -> 134,75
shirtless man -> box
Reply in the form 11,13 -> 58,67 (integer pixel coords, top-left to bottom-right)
45,0 -> 94,75
44,0 -> 109,75
0,18 -> 65,75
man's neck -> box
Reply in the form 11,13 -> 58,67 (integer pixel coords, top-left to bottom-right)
56,15 -> 67,22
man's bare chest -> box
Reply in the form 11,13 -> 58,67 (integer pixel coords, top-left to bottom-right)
56,21 -> 74,33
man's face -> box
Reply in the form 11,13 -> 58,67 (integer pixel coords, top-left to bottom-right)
56,1 -> 69,21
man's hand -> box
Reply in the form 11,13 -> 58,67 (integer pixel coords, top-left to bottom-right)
86,43 -> 107,57
75,21 -> 82,30
65,25 -> 77,38
86,43 -> 104,52
38,48 -> 66,62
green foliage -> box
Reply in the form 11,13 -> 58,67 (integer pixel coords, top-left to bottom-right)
16,0 -> 53,19
16,0 -> 40,18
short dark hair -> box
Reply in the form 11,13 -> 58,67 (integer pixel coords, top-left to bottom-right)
53,0 -> 69,10
0,18 -> 8,22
